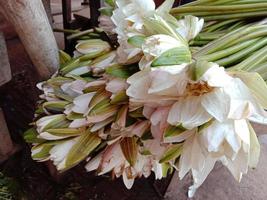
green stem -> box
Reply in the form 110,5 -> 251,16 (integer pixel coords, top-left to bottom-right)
193,25 -> 253,56
231,45 -> 267,70
216,37 -> 267,67
224,26 -> 267,48
196,38 -> 258,62
171,3 -> 267,13
202,11 -> 267,21
67,29 -> 94,40
204,19 -> 239,33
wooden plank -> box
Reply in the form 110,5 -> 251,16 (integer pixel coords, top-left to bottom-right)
0,0 -> 59,79
0,32 -> 11,86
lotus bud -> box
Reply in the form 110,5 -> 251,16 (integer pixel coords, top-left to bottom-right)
75,39 -> 111,57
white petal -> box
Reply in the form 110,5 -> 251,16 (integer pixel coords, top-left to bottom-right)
201,64 -> 232,87
72,93 -> 95,114
123,170 -> 135,189
201,88 -> 230,122
168,96 -> 211,129
69,118 -> 88,128
234,120 -> 250,145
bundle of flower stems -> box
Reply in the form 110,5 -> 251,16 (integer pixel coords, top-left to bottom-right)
171,0 -> 267,46
25,0 -> 267,198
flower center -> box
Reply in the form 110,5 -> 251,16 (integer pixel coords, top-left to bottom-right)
185,82 -> 213,96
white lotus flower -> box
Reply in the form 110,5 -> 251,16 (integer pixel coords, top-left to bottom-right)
37,81 -> 58,101
140,34 -> 189,70
176,15 -> 204,41
71,93 -> 95,114
85,142 -> 155,189
111,0 -> 177,64
179,119 -> 260,197
167,61 -> 267,129
36,114 -> 66,133
61,79 -> 87,98
127,64 -> 189,106
49,137 -> 79,171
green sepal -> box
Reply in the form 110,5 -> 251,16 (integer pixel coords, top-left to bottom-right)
120,137 -> 138,166
151,47 -> 191,67
65,131 -> 101,169
24,128 -> 45,143
159,144 -> 182,163
128,35 -> 146,48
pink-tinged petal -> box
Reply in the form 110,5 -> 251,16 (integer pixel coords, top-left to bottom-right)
144,139 -> 167,159
150,106 -> 170,126
151,124 -> 164,140
99,143 -> 125,175
85,80 -> 106,88
142,105 -> 156,119
85,153 -> 103,172
106,78 -> 128,94
131,121 -> 150,137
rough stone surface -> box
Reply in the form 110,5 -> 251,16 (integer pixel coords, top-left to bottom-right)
165,124 -> 267,200
0,108 -> 14,161
0,32 -> 11,86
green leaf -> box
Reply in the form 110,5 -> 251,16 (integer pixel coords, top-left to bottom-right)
159,144 -> 182,163
65,131 -> 101,169
24,128 -> 45,143
120,137 -> 138,166
151,47 -> 191,67
128,35 -> 146,48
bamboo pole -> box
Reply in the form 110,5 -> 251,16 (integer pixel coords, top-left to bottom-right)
0,0 -> 59,79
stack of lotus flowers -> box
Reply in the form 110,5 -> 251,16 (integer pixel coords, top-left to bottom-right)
25,0 -> 267,197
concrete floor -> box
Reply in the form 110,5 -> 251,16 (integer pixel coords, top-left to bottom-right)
165,124 -> 267,200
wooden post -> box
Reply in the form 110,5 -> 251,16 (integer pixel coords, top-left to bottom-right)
0,0 -> 59,79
